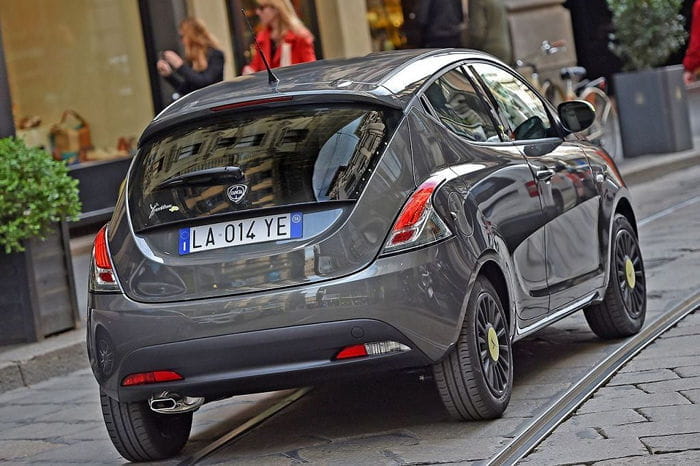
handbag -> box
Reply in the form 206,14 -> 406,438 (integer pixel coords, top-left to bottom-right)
49,110 -> 93,164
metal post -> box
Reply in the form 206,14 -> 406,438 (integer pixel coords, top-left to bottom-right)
138,0 -> 187,114
0,22 -> 15,138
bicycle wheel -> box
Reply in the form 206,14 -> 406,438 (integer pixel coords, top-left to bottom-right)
581,87 -> 623,161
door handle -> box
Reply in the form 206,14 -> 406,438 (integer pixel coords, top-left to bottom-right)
535,167 -> 555,181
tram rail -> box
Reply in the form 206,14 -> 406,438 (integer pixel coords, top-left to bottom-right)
180,197 -> 700,465
488,294 -> 700,465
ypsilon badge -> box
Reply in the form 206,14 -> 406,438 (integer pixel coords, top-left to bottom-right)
227,184 -> 247,203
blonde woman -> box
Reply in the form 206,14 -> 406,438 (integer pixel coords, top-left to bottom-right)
157,17 -> 225,97
242,0 -> 316,75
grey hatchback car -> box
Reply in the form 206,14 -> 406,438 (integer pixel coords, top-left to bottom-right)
88,49 -> 646,461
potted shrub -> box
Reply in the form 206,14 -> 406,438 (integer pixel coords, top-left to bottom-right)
607,0 -> 692,157
0,137 -> 82,344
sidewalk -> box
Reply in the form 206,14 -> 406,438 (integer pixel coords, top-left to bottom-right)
1,140 -> 699,395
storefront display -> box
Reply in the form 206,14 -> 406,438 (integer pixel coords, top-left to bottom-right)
366,0 -> 407,51
0,0 -> 152,165
0,0 -> 326,229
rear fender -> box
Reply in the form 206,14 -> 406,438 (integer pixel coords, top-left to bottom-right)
445,246 -> 517,357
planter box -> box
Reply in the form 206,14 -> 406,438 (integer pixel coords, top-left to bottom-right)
614,65 -> 692,157
0,223 -> 79,345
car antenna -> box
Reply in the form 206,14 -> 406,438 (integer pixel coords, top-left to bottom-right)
242,8 -> 279,86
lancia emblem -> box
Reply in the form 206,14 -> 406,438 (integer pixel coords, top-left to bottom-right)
226,184 -> 247,203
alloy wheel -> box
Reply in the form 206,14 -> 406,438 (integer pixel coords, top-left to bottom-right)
614,229 -> 645,318
476,293 -> 511,397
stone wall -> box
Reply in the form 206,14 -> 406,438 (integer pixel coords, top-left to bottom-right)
504,0 -> 577,88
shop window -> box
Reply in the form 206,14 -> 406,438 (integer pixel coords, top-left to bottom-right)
1,0 -> 153,164
366,0 -> 407,51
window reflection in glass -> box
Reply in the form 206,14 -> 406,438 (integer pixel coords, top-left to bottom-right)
425,69 -> 499,142
130,106 -> 398,230
472,63 -> 553,141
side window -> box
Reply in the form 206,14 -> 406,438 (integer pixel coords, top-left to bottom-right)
424,68 -> 500,142
471,63 -> 554,141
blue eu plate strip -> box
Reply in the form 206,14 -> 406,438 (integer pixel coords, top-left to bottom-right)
290,212 -> 303,238
179,228 -> 190,255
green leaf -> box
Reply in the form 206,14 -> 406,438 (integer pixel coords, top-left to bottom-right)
0,137 -> 82,254
607,0 -> 687,71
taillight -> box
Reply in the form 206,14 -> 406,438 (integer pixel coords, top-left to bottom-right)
90,225 -> 120,292
335,341 -> 411,360
381,177 -> 452,255
122,370 -> 183,386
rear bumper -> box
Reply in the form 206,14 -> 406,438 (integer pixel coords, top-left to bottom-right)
114,319 -> 431,402
88,239 -> 474,401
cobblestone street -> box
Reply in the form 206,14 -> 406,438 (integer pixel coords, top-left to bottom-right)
523,310 -> 700,464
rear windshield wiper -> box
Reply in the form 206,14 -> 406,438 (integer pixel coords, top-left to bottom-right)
154,166 -> 244,189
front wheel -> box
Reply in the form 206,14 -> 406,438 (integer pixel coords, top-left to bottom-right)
433,276 -> 513,420
584,214 -> 646,338
100,390 -> 192,462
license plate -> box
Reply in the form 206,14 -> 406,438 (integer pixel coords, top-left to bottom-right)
178,212 -> 303,255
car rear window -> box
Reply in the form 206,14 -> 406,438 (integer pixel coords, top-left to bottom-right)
128,105 -> 400,231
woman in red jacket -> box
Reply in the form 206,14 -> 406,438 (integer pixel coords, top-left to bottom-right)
242,0 -> 316,75
684,0 -> 700,84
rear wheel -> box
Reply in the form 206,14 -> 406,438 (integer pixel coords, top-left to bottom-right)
584,214 -> 646,338
433,276 -> 512,420
100,390 -> 192,462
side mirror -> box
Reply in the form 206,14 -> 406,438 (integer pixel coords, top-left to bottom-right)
558,100 -> 595,133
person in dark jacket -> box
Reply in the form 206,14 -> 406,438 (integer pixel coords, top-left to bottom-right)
156,17 -> 225,97
416,0 -> 465,48
464,0 -> 513,64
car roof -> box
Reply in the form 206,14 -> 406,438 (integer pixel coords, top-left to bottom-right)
140,48 -> 498,144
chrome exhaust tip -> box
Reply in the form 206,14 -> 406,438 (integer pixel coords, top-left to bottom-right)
148,392 -> 204,414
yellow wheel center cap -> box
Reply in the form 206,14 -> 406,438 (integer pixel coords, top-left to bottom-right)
487,327 -> 499,362
625,258 -> 636,289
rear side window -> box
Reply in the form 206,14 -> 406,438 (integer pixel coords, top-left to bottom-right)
424,68 -> 500,142
128,105 -> 399,231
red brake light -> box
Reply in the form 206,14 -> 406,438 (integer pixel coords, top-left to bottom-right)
392,179 -> 440,234
335,344 -> 368,360
382,176 -> 452,254
210,96 -> 293,112
122,370 -> 184,387
94,226 -> 112,270
91,225 -> 120,291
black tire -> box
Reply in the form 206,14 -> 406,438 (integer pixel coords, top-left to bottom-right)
584,214 -> 646,339
433,276 -> 513,420
100,390 -> 192,462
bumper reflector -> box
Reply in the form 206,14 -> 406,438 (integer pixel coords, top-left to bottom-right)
335,341 -> 411,360
122,370 -> 183,387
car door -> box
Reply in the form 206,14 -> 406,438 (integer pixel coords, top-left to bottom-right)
419,64 -> 550,321
470,62 -> 601,314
